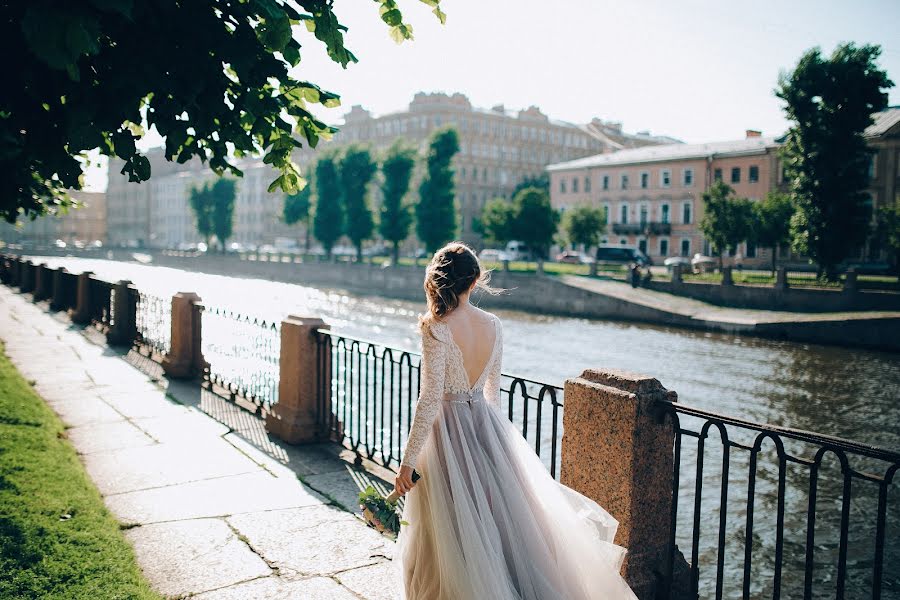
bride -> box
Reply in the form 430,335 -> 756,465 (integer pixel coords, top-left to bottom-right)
393,242 -> 637,600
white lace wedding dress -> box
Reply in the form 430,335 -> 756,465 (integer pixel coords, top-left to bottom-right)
394,313 -> 637,600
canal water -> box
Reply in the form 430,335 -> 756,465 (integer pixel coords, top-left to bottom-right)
26,255 -> 900,597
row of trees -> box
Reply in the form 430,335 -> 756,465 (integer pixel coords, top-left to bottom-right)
188,178 -> 237,251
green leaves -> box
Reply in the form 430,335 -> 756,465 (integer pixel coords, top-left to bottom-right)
416,127 -> 460,253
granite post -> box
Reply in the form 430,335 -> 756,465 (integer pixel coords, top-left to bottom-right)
561,368 -> 689,599
590,261 -> 598,277
266,316 -> 330,444
162,292 -> 203,378
50,267 -> 67,311
775,266 -> 789,290
107,280 -> 137,346
71,272 -> 94,324
843,268 -> 858,294
721,265 -> 733,286
20,261 -> 34,293
33,263 -> 50,300
671,264 -> 683,285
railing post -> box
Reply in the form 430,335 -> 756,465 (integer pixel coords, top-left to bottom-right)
561,369 -> 689,599
775,266 -> 789,290
107,280 -> 137,346
71,271 -> 94,324
721,265 -> 733,286
590,261 -> 598,277
672,264 -> 683,285
50,267 -> 67,311
266,315 -> 329,444
162,292 -> 203,378
843,268 -> 858,293
11,258 -> 22,287
33,262 -> 50,300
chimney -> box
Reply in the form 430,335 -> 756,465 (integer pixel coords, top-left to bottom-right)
745,129 -> 762,138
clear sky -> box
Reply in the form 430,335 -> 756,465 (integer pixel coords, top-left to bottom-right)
85,0 -> 899,191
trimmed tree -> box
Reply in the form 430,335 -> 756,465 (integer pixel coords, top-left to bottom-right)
478,198 -> 517,247
210,178 -> 236,251
379,141 -> 416,264
776,43 -> 894,280
512,173 -> 549,197
1,0 -> 445,222
511,187 -> 560,261
339,145 -> 377,261
751,192 -> 794,274
562,205 -> 607,250
700,181 -> 754,269
283,169 -> 313,250
312,153 -> 343,259
416,127 -> 460,254
188,183 -> 214,248
873,204 -> 900,280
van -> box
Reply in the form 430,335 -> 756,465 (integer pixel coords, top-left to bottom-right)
595,245 -> 652,266
504,240 -> 532,261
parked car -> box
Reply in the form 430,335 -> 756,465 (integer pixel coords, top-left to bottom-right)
479,248 -> 512,263
556,250 -> 594,264
53,239 -> 67,249
663,256 -> 693,272
505,240 -> 532,261
595,245 -> 652,266
690,254 -> 717,273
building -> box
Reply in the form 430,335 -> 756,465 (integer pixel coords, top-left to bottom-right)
864,107 -> 900,260
330,92 -> 677,244
0,190 -> 107,246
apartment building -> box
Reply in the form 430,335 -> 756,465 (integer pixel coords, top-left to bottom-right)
0,190 -> 107,246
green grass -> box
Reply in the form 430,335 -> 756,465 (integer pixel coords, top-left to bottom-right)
0,344 -> 161,600
672,271 -> 900,290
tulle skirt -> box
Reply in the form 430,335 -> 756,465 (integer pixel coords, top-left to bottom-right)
394,389 -> 637,600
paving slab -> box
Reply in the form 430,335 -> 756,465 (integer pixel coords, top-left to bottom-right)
305,465 -> 388,513
335,561 -> 400,600
192,575 -> 360,600
132,409 -> 231,444
125,518 -> 271,597
97,388 -> 190,420
106,470 -> 327,525
228,505 -> 394,577
65,420 -> 157,455
46,394 -> 125,427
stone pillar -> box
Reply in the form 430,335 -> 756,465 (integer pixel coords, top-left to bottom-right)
162,292 -> 203,378
266,316 -> 330,444
502,259 -> 510,272
671,264 -> 683,285
50,267 -> 67,311
107,280 -> 137,346
843,268 -> 858,293
536,260 -> 544,275
561,369 -> 688,598
721,265 -> 733,286
20,261 -> 35,293
590,261 -> 598,277
11,258 -> 22,287
775,266 -> 789,290
33,263 -> 50,300
72,271 -> 94,324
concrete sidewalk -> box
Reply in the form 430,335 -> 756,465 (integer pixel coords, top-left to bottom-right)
0,286 -> 401,600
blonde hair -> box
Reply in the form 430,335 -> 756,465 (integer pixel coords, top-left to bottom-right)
419,242 -> 500,333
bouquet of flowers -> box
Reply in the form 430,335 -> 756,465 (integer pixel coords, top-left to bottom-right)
358,469 -> 421,537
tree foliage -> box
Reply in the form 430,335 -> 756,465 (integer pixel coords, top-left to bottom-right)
776,43 -> 893,279
416,127 -> 459,253
188,183 -> 215,248
0,0 -> 444,223
379,141 -> 416,263
512,173 -> 549,197
339,145 -> 377,260
510,187 -> 560,260
751,192 -> 794,274
478,198 -> 517,246
873,204 -> 900,278
312,153 -> 343,258
283,169 -> 312,249
562,205 -> 607,249
700,181 -> 754,266
210,178 -> 236,251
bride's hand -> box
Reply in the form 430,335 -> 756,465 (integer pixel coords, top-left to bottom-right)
395,465 -> 416,496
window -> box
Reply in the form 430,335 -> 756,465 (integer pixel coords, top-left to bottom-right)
584,177 -> 591,193
602,175 -> 610,190
560,179 -> 567,193
661,169 -> 671,187
731,167 -> 741,183
683,169 -> 694,186
640,172 -> 649,189
603,203 -> 610,223
746,242 -> 756,258
660,239 -> 669,257
714,168 -> 723,181
749,165 -> 759,183
638,239 -> 647,254
621,174 -> 629,189
461,167 -> 466,180
869,155 -> 877,180
661,204 -> 670,224
620,238 -> 628,245
572,177 -> 579,193
620,203 -> 628,224
681,239 -> 691,257
682,202 -> 692,224
483,168 -> 487,182
639,204 -> 648,226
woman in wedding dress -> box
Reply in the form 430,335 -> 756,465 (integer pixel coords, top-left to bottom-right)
393,242 -> 637,600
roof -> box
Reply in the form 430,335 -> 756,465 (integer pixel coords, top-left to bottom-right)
865,107 -> 900,138
546,136 -> 779,171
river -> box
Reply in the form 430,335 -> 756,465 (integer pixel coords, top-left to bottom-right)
24,255 -> 900,597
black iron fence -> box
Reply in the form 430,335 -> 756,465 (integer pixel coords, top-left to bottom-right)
199,304 -> 280,412
656,400 -> 900,600
134,290 -> 172,360
314,328 -> 566,477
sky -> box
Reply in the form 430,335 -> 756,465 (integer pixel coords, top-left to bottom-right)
85,0 -> 900,191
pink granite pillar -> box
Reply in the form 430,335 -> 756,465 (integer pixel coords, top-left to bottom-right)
71,271 -> 94,324
266,315 -> 330,444
107,280 -> 137,346
561,368 -> 688,599
162,292 -> 203,378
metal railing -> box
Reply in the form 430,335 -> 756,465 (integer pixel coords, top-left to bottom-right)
134,291 -> 172,360
314,329 -> 565,477
656,400 -> 900,600
199,304 -> 280,411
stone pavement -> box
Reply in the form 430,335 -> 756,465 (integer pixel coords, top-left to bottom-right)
0,286 -> 402,600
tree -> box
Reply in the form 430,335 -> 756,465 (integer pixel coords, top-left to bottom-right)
562,205 -> 607,250
339,145 -> 377,261
188,183 -> 214,248
478,198 -> 517,247
416,127 -> 460,253
312,153 -> 343,259
700,181 -> 754,268
776,43 -> 894,280
379,141 -> 416,263
0,0 -> 445,222
210,178 -> 236,251
873,204 -> 900,279
511,187 -> 560,261
512,173 -> 549,197
283,169 -> 313,250
751,192 -> 794,274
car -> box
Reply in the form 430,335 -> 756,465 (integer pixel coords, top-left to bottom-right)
663,256 -> 693,271
595,245 -> 652,266
690,254 -> 717,273
363,243 -> 391,257
53,239 -> 67,249
505,240 -> 532,261
556,251 -> 594,264
479,248 -> 512,263
258,244 -> 278,254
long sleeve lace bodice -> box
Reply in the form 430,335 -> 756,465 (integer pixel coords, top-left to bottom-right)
400,314 -> 503,469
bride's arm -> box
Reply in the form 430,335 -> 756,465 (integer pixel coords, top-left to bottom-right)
483,318 -> 503,410
399,326 -> 446,470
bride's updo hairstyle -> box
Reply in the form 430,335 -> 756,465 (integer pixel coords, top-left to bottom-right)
420,242 -> 499,329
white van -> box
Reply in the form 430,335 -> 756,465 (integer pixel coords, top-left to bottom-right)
504,240 -> 532,261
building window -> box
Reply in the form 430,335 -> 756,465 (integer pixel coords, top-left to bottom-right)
560,179 -> 566,193
638,239 -> 647,254
639,204 -> 648,226
620,203 -> 628,224
620,238 -> 628,245
683,169 -> 694,186
660,238 -> 669,257
640,172 -> 649,189
661,204 -> 670,224
603,203 -> 610,223
746,241 -> 757,258
681,239 -> 691,257
483,168 -> 488,182
461,167 -> 466,180
731,167 -> 741,183
714,168 -> 722,181
661,169 -> 671,188
584,177 -> 591,193
572,177 -> 579,193
749,165 -> 759,183
621,174 -> 629,189
682,202 -> 692,224
602,175 -> 609,190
